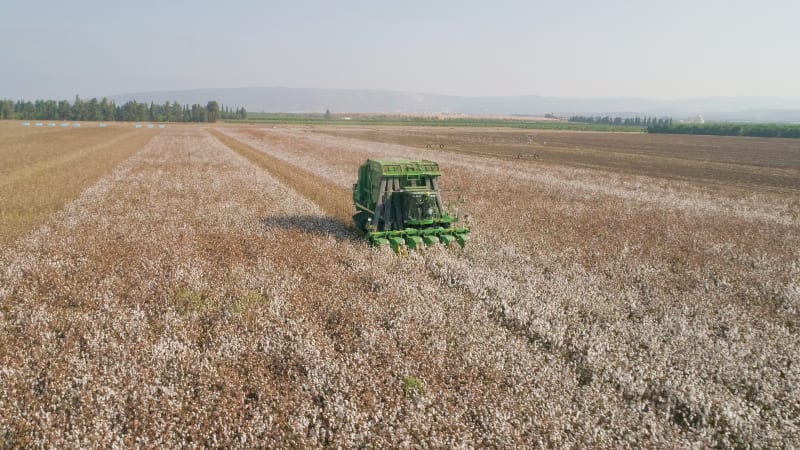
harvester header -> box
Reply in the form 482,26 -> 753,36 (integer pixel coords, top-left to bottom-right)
352,159 -> 469,254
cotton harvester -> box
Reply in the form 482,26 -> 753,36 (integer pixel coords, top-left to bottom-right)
352,159 -> 469,254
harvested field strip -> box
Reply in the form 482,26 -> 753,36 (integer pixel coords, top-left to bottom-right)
0,130 -> 154,246
0,126 -> 62,148
435,145 -> 800,193
0,127 -> 135,177
314,127 -> 800,192
208,128 -> 354,229
0,131 -> 140,188
314,126 -> 800,169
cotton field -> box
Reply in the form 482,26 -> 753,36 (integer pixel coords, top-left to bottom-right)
0,124 -> 798,447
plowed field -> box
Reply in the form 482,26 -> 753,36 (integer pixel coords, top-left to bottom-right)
1,123 -> 798,447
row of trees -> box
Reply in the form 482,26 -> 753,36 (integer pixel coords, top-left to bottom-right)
647,123 -> 800,138
569,115 -> 673,126
0,96 -> 247,122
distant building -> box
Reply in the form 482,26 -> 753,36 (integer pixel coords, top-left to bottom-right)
682,114 -> 705,124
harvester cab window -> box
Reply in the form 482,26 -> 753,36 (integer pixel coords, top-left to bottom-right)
405,193 -> 439,221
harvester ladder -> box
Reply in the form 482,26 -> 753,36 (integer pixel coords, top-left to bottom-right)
373,179 -> 387,228
383,180 -> 392,230
430,177 -> 445,213
373,178 -> 404,231
391,178 -> 404,229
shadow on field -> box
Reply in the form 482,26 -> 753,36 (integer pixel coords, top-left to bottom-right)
261,215 -> 361,242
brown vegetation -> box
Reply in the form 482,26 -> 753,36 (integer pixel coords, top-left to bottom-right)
0,124 -> 797,447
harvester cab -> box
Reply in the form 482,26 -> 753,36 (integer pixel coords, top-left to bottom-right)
352,159 -> 469,253
402,192 -> 440,224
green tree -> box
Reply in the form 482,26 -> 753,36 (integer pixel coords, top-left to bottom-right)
100,98 -> 115,121
0,99 -> 13,119
190,104 -> 206,122
43,100 -> 57,119
136,102 -> 148,121
163,101 -> 173,122
172,101 -> 183,122
87,98 -> 100,121
206,101 -> 220,122
57,100 -> 71,120
72,95 -> 85,120
19,101 -> 35,119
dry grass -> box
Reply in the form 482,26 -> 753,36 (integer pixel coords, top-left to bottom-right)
0,124 -> 798,447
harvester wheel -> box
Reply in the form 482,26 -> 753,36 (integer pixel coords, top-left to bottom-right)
353,212 -> 370,231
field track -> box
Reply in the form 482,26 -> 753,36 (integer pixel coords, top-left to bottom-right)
0,124 -> 798,447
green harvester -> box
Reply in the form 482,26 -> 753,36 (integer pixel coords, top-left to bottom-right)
353,159 -> 469,254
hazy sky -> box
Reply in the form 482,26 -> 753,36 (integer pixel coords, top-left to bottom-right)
1,0 -> 798,100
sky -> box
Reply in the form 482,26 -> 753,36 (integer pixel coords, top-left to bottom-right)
1,0 -> 799,100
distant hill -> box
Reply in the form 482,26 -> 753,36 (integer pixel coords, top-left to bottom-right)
107,87 -> 800,123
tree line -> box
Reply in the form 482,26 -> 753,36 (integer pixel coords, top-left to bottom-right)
647,123 -> 800,138
569,115 -> 672,126
0,96 -> 247,122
